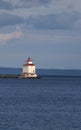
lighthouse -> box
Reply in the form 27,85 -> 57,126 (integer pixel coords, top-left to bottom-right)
22,57 -> 38,78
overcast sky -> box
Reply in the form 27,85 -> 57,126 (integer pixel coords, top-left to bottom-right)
0,0 -> 81,69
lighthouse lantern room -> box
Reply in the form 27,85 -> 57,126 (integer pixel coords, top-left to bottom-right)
22,57 -> 37,78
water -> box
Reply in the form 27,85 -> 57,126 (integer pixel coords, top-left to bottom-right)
0,76 -> 81,130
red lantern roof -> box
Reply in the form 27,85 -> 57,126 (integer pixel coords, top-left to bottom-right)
23,57 -> 35,66
27,57 -> 32,63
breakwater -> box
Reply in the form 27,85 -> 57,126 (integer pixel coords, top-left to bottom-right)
0,74 -> 40,78
0,74 -> 20,78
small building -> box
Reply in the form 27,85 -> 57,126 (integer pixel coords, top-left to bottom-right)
22,57 -> 38,78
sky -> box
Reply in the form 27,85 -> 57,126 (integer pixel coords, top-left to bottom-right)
0,0 -> 81,69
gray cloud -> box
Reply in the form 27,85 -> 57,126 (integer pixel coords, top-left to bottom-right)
26,12 -> 80,30
0,12 -> 24,27
19,0 -> 51,4
0,0 -> 51,10
0,10 -> 80,31
0,0 -> 13,9
0,29 -> 22,45
17,0 -> 51,7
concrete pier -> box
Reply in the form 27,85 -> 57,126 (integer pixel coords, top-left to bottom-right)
0,74 -> 39,78
0,74 -> 20,78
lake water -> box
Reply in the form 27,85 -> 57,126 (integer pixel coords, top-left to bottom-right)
0,76 -> 81,130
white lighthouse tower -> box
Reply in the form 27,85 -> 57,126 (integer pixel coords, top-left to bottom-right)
22,57 -> 38,78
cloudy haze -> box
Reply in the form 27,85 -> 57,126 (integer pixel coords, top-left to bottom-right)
0,0 -> 81,69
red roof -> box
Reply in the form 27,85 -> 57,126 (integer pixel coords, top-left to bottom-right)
23,63 -> 35,66
27,57 -> 32,62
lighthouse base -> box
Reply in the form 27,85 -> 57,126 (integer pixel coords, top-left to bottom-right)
19,73 -> 38,78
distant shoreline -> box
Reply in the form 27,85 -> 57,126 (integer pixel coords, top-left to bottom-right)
0,67 -> 81,76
